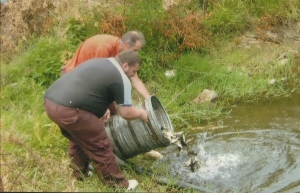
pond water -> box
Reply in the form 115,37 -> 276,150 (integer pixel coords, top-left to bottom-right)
155,92 -> 300,193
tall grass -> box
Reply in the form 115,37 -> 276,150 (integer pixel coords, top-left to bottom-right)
147,48 -> 297,127
1,0 -> 300,191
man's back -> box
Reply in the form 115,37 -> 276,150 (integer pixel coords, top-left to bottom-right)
46,58 -> 132,118
65,35 -> 120,72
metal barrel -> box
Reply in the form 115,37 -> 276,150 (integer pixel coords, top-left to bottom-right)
105,95 -> 174,160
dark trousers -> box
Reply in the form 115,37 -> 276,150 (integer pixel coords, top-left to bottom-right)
44,99 -> 128,188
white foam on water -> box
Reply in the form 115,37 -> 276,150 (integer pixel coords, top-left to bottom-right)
188,133 -> 241,180
189,153 -> 241,180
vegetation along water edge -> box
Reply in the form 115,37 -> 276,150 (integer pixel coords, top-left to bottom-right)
1,0 -> 300,191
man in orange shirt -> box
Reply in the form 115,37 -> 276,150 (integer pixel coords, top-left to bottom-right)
62,31 -> 163,165
62,31 -> 149,99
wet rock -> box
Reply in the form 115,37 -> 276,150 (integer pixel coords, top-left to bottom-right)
165,70 -> 176,78
190,126 -> 205,133
190,124 -> 228,132
9,82 -> 18,89
145,150 -> 163,160
163,0 -> 190,10
277,53 -> 287,60
266,30 -> 279,40
268,79 -> 276,85
193,89 -> 217,104
278,58 -> 289,66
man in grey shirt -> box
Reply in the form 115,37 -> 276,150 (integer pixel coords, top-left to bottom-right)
44,50 -> 147,190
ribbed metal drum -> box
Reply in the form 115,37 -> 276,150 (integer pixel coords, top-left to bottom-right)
105,95 -> 174,160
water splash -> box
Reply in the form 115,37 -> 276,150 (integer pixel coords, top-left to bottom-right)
191,153 -> 240,180
154,93 -> 300,193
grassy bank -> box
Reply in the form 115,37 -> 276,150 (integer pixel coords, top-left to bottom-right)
1,0 -> 300,191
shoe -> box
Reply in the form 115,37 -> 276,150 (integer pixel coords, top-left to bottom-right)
88,164 -> 94,171
73,170 -> 93,181
145,150 -> 163,160
87,171 -> 93,177
127,179 -> 138,190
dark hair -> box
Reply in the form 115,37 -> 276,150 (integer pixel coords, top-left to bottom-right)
116,50 -> 141,67
121,31 -> 145,47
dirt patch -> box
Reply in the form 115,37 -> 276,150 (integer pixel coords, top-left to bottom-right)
238,23 -> 300,52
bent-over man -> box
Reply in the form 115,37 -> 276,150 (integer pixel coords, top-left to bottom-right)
61,30 -> 162,160
44,50 -> 147,190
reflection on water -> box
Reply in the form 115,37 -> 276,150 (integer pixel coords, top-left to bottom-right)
155,92 -> 300,193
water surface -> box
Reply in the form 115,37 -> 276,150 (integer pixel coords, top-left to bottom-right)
155,92 -> 300,193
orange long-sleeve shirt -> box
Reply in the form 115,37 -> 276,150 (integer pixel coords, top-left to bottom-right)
65,34 -> 120,72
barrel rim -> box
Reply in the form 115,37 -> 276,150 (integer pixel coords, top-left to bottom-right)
149,95 -> 174,131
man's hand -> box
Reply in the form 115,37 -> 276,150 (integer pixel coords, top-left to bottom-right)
139,108 -> 148,122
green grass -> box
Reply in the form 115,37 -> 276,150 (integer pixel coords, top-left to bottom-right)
142,43 -> 298,127
1,0 -> 300,191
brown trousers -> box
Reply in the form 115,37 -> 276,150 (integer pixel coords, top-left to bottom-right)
44,99 -> 128,188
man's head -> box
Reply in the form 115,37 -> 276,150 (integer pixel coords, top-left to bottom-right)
119,31 -> 145,53
116,50 -> 141,78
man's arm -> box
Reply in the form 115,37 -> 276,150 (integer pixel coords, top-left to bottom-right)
118,105 -> 148,122
130,74 -> 150,99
